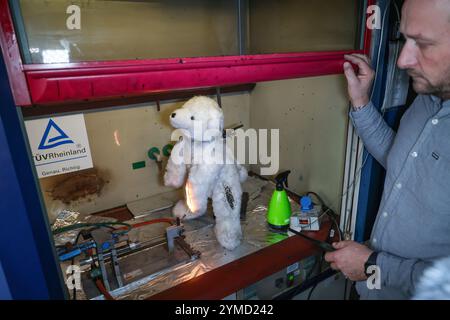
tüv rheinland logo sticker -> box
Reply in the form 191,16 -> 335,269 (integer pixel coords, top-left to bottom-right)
38,119 -> 74,149
25,114 -> 93,178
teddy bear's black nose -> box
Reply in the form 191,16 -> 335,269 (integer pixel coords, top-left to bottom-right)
171,113 -> 176,118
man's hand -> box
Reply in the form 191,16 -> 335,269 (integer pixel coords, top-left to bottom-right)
343,54 -> 375,108
324,241 -> 373,281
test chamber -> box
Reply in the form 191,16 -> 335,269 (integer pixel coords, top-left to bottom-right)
0,0 -> 390,300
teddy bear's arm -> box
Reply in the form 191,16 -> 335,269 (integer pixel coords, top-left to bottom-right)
164,141 -> 187,188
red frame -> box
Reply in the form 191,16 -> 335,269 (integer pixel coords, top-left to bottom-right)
0,0 -> 374,107
0,0 -> 31,105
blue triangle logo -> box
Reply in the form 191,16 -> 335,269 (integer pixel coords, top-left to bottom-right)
38,119 -> 74,150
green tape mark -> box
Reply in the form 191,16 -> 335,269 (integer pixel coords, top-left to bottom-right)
132,161 -> 146,170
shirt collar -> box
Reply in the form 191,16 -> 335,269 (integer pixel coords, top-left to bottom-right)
431,95 -> 450,108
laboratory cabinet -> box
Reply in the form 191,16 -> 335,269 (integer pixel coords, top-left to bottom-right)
0,0 -> 388,300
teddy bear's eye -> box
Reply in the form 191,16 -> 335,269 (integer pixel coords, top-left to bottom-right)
190,116 -> 195,120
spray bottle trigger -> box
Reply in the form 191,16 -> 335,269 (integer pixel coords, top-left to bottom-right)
275,170 -> 291,190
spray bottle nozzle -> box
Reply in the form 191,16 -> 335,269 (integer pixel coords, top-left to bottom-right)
275,170 -> 291,191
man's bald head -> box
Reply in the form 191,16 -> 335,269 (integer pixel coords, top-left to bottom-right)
435,0 -> 450,23
401,0 -> 450,35
431,0 -> 450,24
398,0 -> 450,100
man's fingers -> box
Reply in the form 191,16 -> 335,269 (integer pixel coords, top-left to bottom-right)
332,241 -> 351,249
343,62 -> 359,85
344,54 -> 372,75
351,53 -> 371,65
330,263 -> 339,270
344,53 -> 369,64
324,251 -> 336,263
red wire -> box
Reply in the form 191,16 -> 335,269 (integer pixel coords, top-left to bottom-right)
115,218 -> 174,231
95,279 -> 115,300
130,218 -> 174,229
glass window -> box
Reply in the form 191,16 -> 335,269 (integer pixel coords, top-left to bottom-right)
13,0 -> 360,64
17,0 -> 239,63
248,0 -> 359,54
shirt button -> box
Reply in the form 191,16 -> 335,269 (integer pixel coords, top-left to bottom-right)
396,183 -> 402,189
411,151 -> 418,158
432,119 -> 439,125
372,238 -> 377,244
383,211 -> 388,218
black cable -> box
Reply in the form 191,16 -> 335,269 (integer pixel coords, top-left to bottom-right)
274,267 -> 337,300
274,191 -> 343,300
306,191 -> 325,207
305,191 -> 343,241
304,255 -> 319,282
277,218 -> 333,300
343,278 -> 348,300
288,228 -> 335,252
307,219 -> 334,300
307,253 -> 324,300
323,206 -> 342,241
326,210 -> 343,241
307,283 -> 318,300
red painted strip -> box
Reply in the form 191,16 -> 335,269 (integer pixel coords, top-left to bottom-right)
0,0 -> 31,106
24,50 -> 363,105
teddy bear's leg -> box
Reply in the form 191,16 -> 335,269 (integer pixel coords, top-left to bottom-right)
212,168 -> 243,250
172,199 -> 207,220
213,213 -> 242,250
172,180 -> 208,220
172,199 -> 199,220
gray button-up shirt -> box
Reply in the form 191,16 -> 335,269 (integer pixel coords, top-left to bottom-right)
350,95 -> 450,299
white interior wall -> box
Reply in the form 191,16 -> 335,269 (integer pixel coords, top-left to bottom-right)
249,76 -> 350,214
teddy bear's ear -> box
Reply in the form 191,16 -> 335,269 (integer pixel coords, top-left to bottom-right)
207,108 -> 224,132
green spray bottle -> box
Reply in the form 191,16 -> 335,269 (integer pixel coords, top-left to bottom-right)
267,170 -> 292,231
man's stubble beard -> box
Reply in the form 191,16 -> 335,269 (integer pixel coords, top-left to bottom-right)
411,72 -> 450,100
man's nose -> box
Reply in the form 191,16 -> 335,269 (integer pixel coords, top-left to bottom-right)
397,42 -> 417,70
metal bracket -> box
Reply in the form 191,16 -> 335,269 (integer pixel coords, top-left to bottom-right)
110,245 -> 123,288
91,229 -> 124,290
165,224 -> 184,253
165,223 -> 201,260
96,246 -> 110,291
175,237 -> 201,261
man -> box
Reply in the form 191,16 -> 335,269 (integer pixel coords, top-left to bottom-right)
324,0 -> 450,299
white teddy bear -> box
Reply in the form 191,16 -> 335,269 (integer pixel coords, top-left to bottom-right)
164,96 -> 247,250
